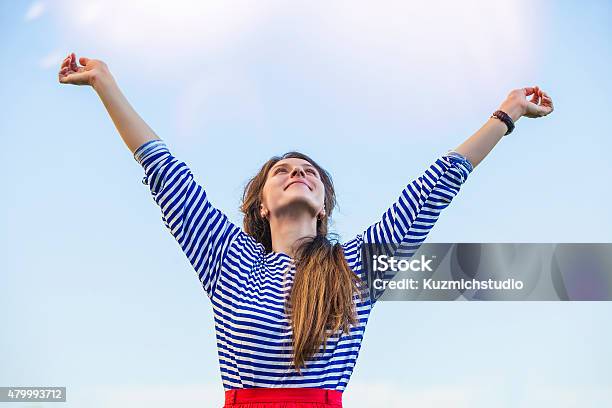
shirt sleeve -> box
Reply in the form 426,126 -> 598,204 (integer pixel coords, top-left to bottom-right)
355,150 -> 474,307
133,139 -> 242,300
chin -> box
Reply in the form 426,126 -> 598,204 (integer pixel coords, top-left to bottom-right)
275,194 -> 320,214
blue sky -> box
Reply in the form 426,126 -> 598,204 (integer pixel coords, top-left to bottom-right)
1,0 -> 611,406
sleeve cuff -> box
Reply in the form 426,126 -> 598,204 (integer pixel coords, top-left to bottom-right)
133,139 -> 167,165
444,150 -> 474,174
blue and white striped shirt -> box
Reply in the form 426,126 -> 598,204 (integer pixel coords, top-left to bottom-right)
134,139 -> 473,392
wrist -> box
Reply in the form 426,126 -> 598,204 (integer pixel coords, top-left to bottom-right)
498,100 -> 524,122
92,69 -> 115,93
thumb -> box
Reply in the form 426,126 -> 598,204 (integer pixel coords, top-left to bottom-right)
79,57 -> 90,66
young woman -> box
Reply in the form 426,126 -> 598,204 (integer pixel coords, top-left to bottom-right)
59,52 -> 553,408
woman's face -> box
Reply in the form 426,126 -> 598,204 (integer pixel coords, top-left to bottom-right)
261,158 -> 325,219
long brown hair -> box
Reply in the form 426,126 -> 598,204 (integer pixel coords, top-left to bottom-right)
240,152 -> 364,374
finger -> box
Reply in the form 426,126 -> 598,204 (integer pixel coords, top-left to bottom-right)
59,68 -> 77,77
539,97 -> 554,113
539,106 -> 552,116
59,71 -> 88,84
79,57 -> 90,66
70,52 -> 78,71
534,85 -> 542,98
534,86 -> 542,102
59,73 -> 75,84
542,99 -> 554,110
61,55 -> 71,69
530,91 -> 540,104
523,87 -> 536,96
540,91 -> 553,103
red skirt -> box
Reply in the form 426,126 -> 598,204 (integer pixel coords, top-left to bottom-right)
224,387 -> 343,408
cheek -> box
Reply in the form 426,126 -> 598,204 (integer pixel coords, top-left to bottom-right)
262,179 -> 282,206
316,182 -> 326,203
261,183 -> 271,207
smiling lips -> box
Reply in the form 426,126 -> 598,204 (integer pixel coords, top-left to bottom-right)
285,180 -> 312,191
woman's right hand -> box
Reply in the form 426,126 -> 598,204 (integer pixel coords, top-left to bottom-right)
58,52 -> 109,87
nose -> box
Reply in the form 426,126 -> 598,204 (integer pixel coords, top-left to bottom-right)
290,166 -> 306,178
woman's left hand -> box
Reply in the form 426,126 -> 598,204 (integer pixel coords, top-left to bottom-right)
500,86 -> 554,121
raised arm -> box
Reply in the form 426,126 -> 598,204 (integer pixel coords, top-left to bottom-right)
58,52 -> 159,153
58,52 -> 244,300
350,86 -> 554,306
360,85 -> 555,252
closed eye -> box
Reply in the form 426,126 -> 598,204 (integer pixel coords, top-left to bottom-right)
272,166 -> 318,177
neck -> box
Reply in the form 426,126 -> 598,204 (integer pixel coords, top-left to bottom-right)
268,210 -> 318,258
